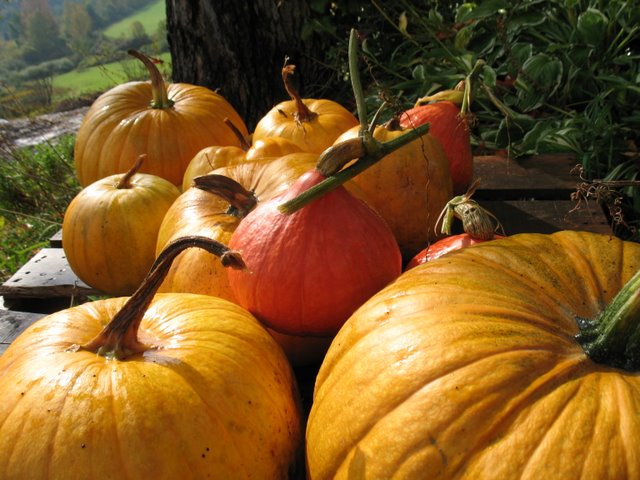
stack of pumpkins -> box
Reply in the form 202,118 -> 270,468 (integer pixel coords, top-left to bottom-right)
1,45 -> 639,480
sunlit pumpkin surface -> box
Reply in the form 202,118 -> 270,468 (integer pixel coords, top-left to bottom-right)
0,294 -> 302,479
307,231 -> 640,479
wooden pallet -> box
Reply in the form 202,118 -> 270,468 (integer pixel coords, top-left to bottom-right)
0,154 -> 612,351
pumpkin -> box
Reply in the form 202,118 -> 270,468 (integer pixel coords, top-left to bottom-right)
252,64 -> 359,154
306,230 -> 640,479
400,97 -> 473,195
158,153 -> 334,365
182,136 -> 304,191
0,237 -> 303,479
227,168 -> 402,336
74,50 -> 248,187
334,120 -> 453,261
62,155 -> 180,296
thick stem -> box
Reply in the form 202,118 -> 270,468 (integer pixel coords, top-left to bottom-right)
224,118 -> 251,151
282,64 -> 317,123
128,49 -> 174,109
81,236 -> 245,360
576,269 -> 640,371
193,174 -> 258,218
116,155 -> 146,189
348,29 -> 369,139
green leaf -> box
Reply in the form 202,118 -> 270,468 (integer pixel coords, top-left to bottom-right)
454,25 -> 475,49
577,8 -> 608,46
456,0 -> 509,23
515,53 -> 563,111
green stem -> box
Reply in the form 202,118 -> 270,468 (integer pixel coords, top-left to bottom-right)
278,122 -> 429,215
128,49 -> 174,109
349,29 -> 369,139
81,236 -> 245,360
576,269 -> 640,371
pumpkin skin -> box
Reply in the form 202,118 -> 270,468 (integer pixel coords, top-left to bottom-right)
62,168 -> 180,296
306,231 -> 640,479
334,124 -> 453,261
181,144 -> 247,191
75,79 -> 248,187
399,100 -> 473,195
0,293 -> 302,479
227,169 -> 402,336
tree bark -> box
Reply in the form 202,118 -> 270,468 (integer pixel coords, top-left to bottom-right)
165,0 -> 332,131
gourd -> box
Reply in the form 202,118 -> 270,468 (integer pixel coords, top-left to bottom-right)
0,237 -> 303,479
74,50 -> 248,187
306,230 -> 640,479
62,155 -> 180,296
252,64 -> 359,154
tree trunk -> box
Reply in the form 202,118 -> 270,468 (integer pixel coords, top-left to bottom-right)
165,0 -> 331,131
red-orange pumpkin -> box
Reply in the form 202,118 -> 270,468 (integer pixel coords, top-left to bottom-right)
227,168 -> 402,336
399,99 -> 473,195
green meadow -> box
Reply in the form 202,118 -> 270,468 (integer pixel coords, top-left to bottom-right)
103,0 -> 167,38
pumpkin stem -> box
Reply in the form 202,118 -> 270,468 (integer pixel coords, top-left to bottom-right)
81,236 -> 245,360
116,155 -> 146,189
193,174 -> 258,218
576,268 -> 640,371
128,49 -> 174,109
224,118 -> 251,151
278,28 -> 429,215
282,63 -> 318,124
435,180 -> 505,239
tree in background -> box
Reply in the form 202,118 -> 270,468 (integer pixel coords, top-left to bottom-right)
22,8 -> 68,63
165,0 -> 350,130
61,2 -> 93,57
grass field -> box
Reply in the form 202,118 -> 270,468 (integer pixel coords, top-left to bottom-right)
52,52 -> 172,102
103,0 -> 167,38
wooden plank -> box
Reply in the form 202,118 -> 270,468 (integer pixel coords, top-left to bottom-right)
0,248 -> 103,299
473,154 -> 581,200
480,199 -> 611,235
0,309 -> 45,355
49,229 -> 63,248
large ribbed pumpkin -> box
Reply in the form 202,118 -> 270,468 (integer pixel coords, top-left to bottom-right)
74,50 -> 248,187
0,238 -> 302,479
307,231 -> 640,479
334,121 -> 453,260
62,156 -> 180,296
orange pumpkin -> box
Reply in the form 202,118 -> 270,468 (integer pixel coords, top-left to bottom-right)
74,50 -> 248,187
62,156 -> 180,296
252,65 -> 359,154
334,120 -> 453,260
306,231 -> 640,479
0,237 -> 302,479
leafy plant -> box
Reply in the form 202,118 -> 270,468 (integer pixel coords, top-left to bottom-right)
307,0 -> 640,240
